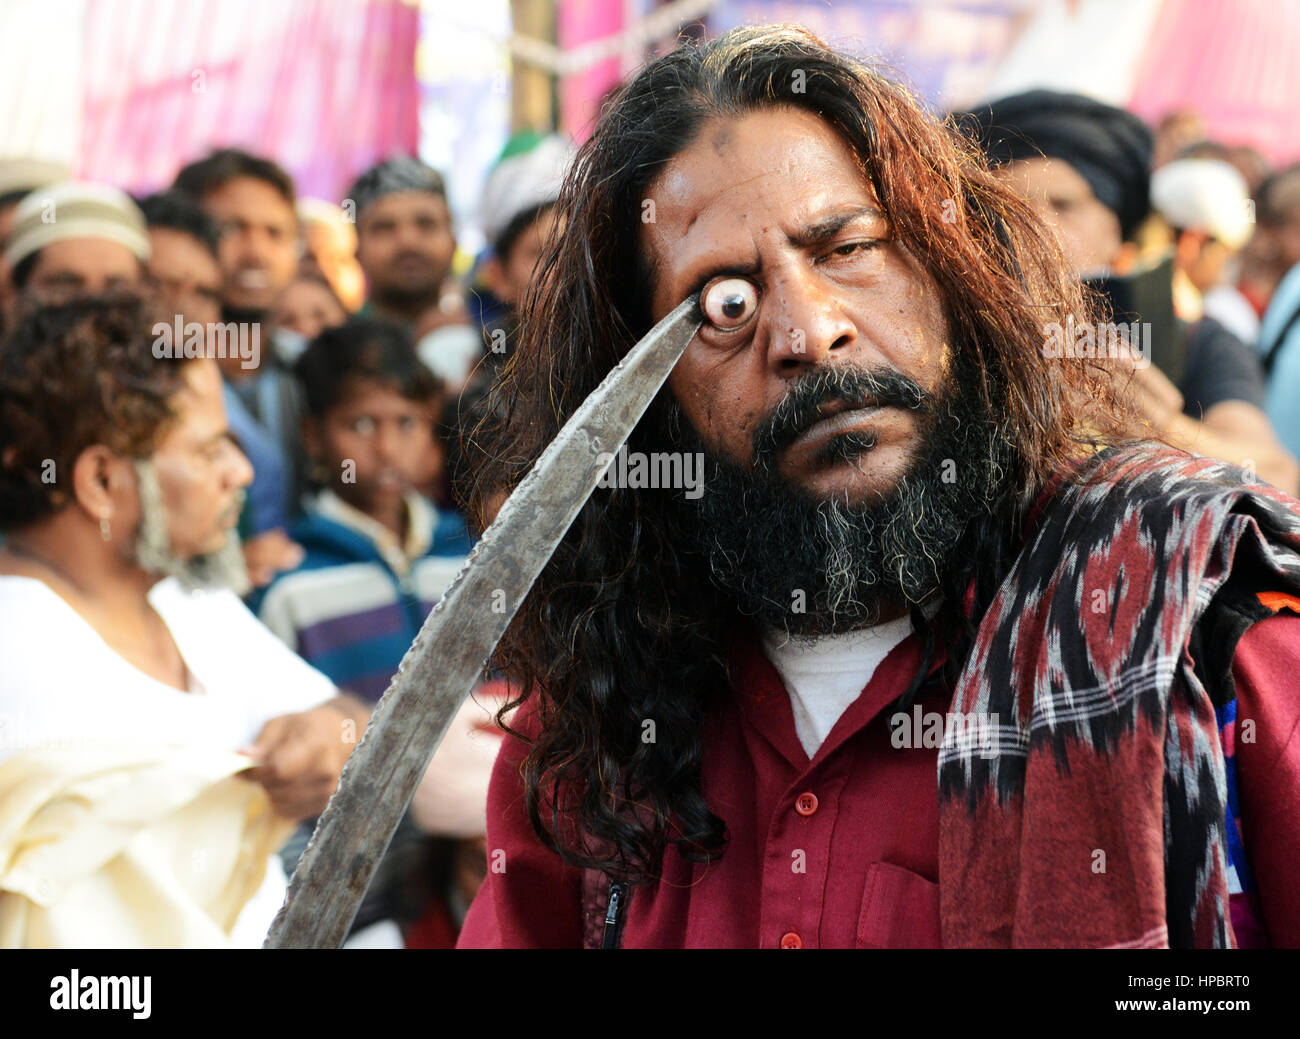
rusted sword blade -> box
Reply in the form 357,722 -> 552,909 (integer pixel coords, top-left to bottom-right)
264,294 -> 702,948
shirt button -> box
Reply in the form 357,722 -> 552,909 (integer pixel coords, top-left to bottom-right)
795,792 -> 819,816
780,931 -> 803,949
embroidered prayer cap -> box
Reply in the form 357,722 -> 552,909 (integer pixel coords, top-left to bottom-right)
346,156 -> 447,222
4,180 -> 150,267
1151,158 -> 1253,250
958,89 -> 1155,242
479,134 -> 575,255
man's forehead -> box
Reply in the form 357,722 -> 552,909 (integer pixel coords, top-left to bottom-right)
149,228 -> 221,276
331,380 -> 431,413
39,236 -> 141,269
650,110 -> 869,216
204,179 -> 296,225
999,155 -> 1093,199
362,190 -> 447,223
641,111 -> 883,309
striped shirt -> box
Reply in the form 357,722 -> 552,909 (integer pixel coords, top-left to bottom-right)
253,489 -> 471,702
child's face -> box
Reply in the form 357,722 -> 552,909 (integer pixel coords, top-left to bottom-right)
317,379 -> 438,509
272,278 -> 347,342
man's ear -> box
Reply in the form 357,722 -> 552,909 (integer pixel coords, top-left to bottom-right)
70,445 -> 133,524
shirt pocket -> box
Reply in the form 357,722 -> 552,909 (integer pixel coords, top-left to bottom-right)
856,861 -> 941,949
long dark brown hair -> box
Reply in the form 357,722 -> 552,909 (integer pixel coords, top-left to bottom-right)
465,25 -> 1135,883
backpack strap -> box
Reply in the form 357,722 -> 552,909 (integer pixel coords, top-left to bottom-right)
1260,298 -> 1300,375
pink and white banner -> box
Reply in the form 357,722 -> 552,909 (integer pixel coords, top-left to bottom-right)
1,0 -> 420,201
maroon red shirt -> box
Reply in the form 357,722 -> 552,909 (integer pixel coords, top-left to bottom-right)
459,613 -> 1300,948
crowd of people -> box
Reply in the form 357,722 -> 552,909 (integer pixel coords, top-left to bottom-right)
1,21 -> 1298,948
0,131 -> 572,947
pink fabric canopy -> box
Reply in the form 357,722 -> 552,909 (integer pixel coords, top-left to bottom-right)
78,0 -> 419,200
1128,0 -> 1300,164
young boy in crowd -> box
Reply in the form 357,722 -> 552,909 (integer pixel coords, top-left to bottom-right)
249,321 -> 496,946
252,318 -> 490,947
254,317 -> 470,699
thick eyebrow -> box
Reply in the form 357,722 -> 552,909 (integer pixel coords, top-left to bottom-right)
670,204 -> 887,305
785,205 -> 885,249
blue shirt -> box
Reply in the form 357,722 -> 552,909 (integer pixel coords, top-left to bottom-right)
1260,262 -> 1300,456
222,382 -> 290,535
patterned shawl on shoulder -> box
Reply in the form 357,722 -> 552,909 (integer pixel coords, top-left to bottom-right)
938,442 -> 1300,948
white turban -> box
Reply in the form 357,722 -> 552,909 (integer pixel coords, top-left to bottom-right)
1151,159 -> 1253,250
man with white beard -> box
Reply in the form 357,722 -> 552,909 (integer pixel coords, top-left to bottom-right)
0,295 -> 369,947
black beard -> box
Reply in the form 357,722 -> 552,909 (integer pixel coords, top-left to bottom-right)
371,281 -> 441,316
668,361 -> 1010,638
222,303 -> 269,326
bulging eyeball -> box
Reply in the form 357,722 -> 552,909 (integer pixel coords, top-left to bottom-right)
701,277 -> 758,330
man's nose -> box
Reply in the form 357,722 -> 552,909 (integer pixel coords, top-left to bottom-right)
395,223 -> 427,253
371,422 -> 403,465
764,267 -> 857,372
227,441 -> 255,490
234,229 -> 272,265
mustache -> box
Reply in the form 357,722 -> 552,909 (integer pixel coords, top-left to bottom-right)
752,364 -> 931,472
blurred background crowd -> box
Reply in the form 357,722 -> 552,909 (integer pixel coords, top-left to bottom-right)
1,0 -> 1299,948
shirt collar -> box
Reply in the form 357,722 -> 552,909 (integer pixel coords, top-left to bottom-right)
728,619 -> 950,771
315,487 -> 436,576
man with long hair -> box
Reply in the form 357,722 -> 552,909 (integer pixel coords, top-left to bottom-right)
457,26 -> 1300,948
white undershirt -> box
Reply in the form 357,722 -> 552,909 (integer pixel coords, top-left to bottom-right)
761,614 -> 915,759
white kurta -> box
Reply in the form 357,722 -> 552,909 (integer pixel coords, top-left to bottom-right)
0,575 -> 336,948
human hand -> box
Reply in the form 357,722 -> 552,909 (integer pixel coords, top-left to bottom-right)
242,529 -> 305,588
240,699 -> 368,821
1108,344 -> 1184,437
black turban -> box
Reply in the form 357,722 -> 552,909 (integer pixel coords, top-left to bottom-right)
956,89 -> 1154,241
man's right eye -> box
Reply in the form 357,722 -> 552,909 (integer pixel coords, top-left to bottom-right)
351,417 -> 376,435
701,277 -> 759,331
